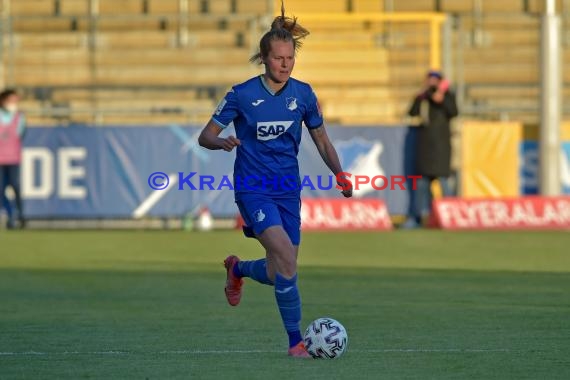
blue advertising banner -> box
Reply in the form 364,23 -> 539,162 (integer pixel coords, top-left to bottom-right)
18,125 -> 419,219
520,141 -> 570,195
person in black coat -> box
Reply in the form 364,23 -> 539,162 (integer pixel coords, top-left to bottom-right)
403,70 -> 459,228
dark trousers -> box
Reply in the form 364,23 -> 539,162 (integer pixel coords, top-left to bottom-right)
409,175 -> 455,224
0,164 -> 24,226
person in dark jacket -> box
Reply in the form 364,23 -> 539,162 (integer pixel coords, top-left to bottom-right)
403,70 -> 458,228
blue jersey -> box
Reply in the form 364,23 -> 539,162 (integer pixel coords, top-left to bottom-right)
212,75 -> 323,198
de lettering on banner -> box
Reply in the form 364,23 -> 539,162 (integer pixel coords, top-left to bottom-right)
431,197 -> 570,230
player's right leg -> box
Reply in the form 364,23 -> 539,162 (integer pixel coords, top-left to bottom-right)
228,199 -> 282,285
222,197 -> 279,306
223,254 -> 244,306
223,251 -> 274,306
232,198 -> 276,283
230,223 -> 274,285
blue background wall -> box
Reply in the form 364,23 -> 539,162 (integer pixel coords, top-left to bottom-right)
20,125 -> 418,218
17,125 -> 570,219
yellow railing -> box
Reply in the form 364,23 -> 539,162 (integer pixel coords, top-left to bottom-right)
272,12 -> 447,70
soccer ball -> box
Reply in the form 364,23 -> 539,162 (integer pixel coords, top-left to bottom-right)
303,317 -> 348,359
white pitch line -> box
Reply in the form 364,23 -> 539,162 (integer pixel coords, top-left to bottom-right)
352,349 -> 511,353
0,348 -> 510,357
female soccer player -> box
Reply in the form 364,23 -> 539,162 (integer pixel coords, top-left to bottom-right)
198,3 -> 352,358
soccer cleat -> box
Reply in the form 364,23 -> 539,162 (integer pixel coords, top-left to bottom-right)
223,255 -> 243,306
287,341 -> 312,358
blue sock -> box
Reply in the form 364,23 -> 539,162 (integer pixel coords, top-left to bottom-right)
274,272 -> 303,348
233,259 -> 273,285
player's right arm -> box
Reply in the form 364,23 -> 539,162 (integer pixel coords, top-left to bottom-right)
198,119 -> 240,152
198,88 -> 241,152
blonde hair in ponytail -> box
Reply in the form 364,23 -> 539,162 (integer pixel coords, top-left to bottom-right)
249,0 -> 310,64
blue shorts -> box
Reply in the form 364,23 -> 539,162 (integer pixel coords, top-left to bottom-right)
236,194 -> 301,245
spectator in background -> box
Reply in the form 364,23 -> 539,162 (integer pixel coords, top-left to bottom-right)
0,89 -> 26,229
403,70 -> 458,229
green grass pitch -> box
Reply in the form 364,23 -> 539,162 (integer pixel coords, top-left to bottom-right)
1,229 -> 569,379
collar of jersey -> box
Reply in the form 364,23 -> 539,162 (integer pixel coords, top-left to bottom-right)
259,75 -> 289,97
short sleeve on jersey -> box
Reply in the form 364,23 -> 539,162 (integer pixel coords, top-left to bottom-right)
212,88 -> 239,129
303,89 -> 324,129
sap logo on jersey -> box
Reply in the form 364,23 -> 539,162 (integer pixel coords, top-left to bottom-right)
257,121 -> 294,141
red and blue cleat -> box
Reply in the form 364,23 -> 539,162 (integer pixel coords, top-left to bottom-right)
288,341 -> 312,358
223,255 -> 243,306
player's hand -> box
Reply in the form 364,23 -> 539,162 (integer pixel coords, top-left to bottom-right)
219,136 -> 241,152
337,179 -> 353,198
341,186 -> 353,198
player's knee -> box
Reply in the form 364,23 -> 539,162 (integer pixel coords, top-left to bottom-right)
268,248 -> 297,279
280,268 -> 297,279
280,251 -> 297,278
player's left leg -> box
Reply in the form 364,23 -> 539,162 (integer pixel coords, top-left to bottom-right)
223,196 -> 282,306
256,225 -> 309,357
257,197 -> 309,357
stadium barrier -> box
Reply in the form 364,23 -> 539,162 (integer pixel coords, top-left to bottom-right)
17,125 -> 418,220
7,122 -> 569,229
428,121 -> 570,231
431,196 -> 570,230
236,198 -> 394,231
300,198 -> 393,231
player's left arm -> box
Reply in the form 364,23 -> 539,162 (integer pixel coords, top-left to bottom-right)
308,125 -> 352,198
